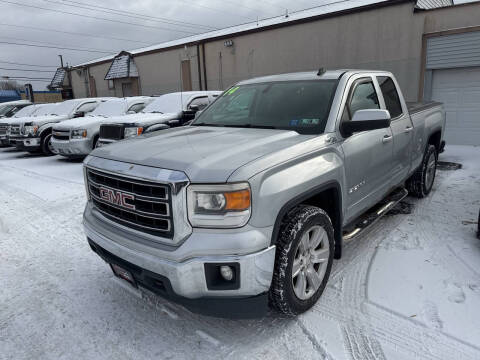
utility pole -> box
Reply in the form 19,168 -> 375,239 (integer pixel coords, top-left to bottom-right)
58,54 -> 64,68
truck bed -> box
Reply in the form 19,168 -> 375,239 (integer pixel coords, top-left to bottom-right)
407,101 -> 443,115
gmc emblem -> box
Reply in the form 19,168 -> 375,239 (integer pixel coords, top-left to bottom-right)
99,187 -> 135,210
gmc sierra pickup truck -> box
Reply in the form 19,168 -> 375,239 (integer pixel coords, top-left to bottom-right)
51,97 -> 152,158
83,70 -> 445,317
97,91 -> 221,146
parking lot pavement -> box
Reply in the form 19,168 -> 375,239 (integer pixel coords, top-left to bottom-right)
1,145 -> 479,360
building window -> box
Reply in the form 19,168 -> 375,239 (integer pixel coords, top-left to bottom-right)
108,79 -> 114,90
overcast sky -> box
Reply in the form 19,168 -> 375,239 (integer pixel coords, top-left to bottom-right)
0,0 -> 328,90
0,0 -> 475,90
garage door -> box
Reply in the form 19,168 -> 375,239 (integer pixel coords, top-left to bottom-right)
431,67 -> 480,146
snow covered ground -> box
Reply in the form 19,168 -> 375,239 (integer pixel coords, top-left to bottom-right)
0,145 -> 479,360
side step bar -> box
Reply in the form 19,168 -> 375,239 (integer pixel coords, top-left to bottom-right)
343,187 -> 408,243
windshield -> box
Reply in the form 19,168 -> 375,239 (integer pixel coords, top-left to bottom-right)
143,94 -> 182,114
193,80 -> 338,134
51,100 -> 78,116
90,100 -> 127,117
13,105 -> 36,118
34,104 -> 58,116
0,105 -> 15,116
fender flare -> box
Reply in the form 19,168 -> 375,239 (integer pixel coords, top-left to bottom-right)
38,123 -> 56,139
270,180 -> 343,259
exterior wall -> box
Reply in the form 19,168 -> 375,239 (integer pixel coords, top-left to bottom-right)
203,2 -> 425,101
71,68 -> 88,99
133,45 -> 201,95
69,2 -> 480,102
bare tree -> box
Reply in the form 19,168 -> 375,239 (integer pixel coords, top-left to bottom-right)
0,80 -> 23,91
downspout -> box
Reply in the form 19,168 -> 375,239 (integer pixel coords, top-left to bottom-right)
83,67 -> 90,98
202,42 -> 208,90
196,43 -> 203,90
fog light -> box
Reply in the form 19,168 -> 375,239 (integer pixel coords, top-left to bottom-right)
220,265 -> 234,281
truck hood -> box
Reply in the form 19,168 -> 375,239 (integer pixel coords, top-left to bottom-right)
99,112 -> 179,126
27,115 -> 69,126
53,116 -> 109,130
90,126 -> 316,182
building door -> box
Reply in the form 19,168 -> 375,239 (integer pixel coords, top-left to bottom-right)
181,60 -> 192,91
431,67 -> 480,146
122,82 -> 132,97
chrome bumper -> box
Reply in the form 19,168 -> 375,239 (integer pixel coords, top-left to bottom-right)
51,138 -> 92,156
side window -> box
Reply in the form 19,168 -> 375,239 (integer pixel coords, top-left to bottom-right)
188,96 -> 209,110
128,103 -> 146,113
378,76 -> 402,118
349,81 -> 380,117
76,102 -> 97,114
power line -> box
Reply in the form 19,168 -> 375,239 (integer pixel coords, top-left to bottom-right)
0,40 -> 113,54
174,0 -> 256,22
0,60 -> 58,68
1,76 -> 52,80
44,0 -> 217,31
0,22 -> 153,45
210,0 -> 279,16
0,67 -> 55,72
0,0 -> 198,35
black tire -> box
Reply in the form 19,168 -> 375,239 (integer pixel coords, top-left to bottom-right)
269,205 -> 334,315
406,144 -> 437,198
41,133 -> 54,156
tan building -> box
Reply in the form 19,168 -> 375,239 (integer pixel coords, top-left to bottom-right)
66,0 -> 480,145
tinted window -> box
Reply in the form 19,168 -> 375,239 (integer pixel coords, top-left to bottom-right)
193,80 -> 338,135
128,103 -> 146,113
378,76 -> 402,118
348,81 -> 380,117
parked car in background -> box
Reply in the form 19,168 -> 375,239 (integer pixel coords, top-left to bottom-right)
0,100 -> 31,118
0,103 -> 58,147
97,91 -> 221,146
83,70 -> 445,317
51,97 -> 152,158
9,98 -> 112,155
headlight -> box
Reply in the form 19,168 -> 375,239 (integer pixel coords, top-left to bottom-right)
71,129 -> 87,139
24,125 -> 38,135
124,126 -> 143,139
187,183 -> 251,228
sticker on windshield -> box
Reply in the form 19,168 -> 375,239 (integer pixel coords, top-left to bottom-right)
225,86 -> 239,96
289,118 -> 320,126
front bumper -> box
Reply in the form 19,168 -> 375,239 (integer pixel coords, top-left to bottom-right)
14,137 -> 41,151
88,239 -> 269,318
83,202 -> 276,315
51,138 -> 92,157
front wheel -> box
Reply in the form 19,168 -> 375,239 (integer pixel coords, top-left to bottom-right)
41,133 -> 55,156
407,144 -> 437,198
269,205 -> 334,315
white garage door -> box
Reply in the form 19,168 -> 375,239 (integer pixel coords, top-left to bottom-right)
431,67 -> 480,146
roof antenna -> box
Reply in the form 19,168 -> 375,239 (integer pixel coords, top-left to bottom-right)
317,67 -> 326,76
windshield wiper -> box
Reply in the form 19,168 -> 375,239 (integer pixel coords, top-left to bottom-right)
223,124 -> 276,129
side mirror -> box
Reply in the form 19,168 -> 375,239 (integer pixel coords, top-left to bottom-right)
167,119 -> 180,127
74,111 -> 85,118
340,109 -> 391,137
189,105 -> 200,113
146,123 -> 170,133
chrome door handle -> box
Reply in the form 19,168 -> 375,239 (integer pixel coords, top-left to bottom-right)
382,135 -> 393,143
404,126 -> 413,133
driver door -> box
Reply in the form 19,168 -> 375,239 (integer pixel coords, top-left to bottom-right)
340,77 -> 394,223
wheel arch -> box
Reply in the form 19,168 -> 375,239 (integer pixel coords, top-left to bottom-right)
271,181 -> 343,259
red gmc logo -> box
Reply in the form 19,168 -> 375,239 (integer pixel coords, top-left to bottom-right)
99,187 -> 135,210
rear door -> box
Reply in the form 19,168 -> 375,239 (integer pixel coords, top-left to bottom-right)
340,76 -> 394,222
377,75 -> 413,184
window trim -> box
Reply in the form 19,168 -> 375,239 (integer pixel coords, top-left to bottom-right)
376,75 -> 404,121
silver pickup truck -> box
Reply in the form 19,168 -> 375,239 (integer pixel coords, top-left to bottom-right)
83,70 -> 445,318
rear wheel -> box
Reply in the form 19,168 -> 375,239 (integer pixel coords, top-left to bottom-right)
269,205 -> 334,315
406,144 -> 437,198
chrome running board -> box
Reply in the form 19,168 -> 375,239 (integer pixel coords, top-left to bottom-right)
343,187 -> 409,243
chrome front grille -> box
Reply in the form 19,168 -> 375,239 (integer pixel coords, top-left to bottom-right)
10,124 -> 21,136
52,129 -> 70,141
86,168 -> 173,238
0,123 -> 7,135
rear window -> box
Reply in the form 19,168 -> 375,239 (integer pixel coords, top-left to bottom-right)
378,76 -> 402,118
